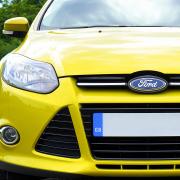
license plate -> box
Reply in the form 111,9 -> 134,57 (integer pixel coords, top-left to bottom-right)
93,113 -> 180,137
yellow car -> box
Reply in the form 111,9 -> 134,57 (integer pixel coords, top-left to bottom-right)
2,0 -> 180,179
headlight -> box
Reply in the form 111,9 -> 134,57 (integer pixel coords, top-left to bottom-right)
2,54 -> 59,93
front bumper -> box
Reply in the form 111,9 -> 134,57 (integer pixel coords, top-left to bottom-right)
2,77 -> 180,177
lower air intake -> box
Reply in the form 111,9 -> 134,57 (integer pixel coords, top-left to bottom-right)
36,107 -> 80,158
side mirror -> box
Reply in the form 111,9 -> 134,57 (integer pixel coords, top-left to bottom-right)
3,17 -> 29,38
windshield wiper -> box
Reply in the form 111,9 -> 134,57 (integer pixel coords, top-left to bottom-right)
59,25 -> 168,29
60,25 -> 128,29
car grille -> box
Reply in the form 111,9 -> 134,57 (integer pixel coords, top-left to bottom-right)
81,103 -> 180,160
76,73 -> 180,88
36,107 -> 80,158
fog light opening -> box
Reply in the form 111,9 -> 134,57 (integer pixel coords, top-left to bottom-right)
0,126 -> 20,145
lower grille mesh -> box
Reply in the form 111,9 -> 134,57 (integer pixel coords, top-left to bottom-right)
36,108 -> 80,158
81,104 -> 180,160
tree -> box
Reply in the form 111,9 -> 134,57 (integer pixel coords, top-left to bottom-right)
0,0 -> 46,59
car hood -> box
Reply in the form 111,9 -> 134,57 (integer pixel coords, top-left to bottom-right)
16,27 -> 180,77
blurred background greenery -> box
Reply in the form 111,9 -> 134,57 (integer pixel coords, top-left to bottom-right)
0,0 -> 46,59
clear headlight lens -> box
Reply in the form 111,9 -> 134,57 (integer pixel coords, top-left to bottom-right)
2,54 -> 59,93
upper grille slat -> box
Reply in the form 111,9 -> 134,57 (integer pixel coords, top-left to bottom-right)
36,108 -> 80,158
76,75 -> 127,88
81,103 -> 180,160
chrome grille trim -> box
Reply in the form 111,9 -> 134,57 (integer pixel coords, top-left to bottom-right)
77,82 -> 126,87
169,82 -> 180,86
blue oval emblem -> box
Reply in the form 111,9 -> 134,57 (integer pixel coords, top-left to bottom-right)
128,76 -> 168,93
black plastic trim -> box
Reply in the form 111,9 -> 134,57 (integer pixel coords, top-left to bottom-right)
0,161 -> 87,178
37,0 -> 54,31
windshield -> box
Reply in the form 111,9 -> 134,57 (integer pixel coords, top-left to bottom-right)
40,0 -> 180,30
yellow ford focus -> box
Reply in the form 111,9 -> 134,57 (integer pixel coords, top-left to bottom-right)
2,0 -> 180,179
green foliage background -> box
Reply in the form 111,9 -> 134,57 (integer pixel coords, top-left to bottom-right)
0,0 -> 46,59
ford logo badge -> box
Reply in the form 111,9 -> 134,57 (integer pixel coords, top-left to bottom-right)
128,76 -> 168,93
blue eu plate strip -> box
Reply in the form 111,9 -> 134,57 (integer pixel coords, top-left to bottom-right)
93,113 -> 103,137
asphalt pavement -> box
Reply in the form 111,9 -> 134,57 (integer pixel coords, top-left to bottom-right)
1,174 -> 180,180
42,178 -> 180,180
